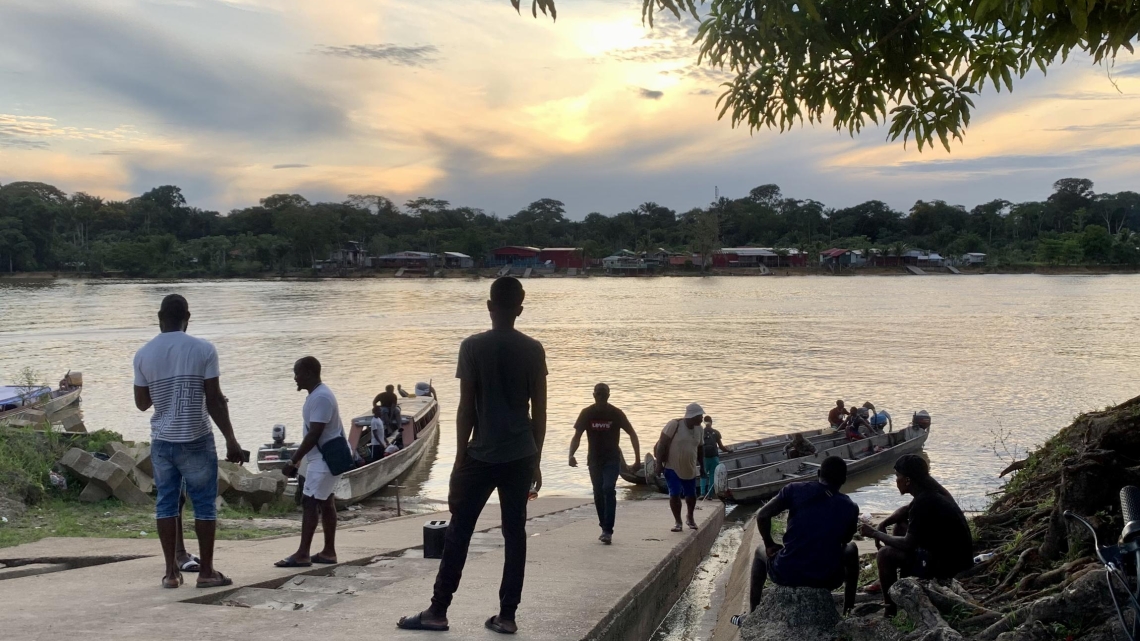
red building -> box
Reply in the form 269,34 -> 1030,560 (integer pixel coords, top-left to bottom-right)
538,247 -> 585,269
490,246 -> 541,266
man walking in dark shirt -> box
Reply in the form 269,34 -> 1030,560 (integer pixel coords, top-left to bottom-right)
398,277 -> 547,635
747,456 -> 861,615
860,455 -> 973,617
568,383 -> 641,544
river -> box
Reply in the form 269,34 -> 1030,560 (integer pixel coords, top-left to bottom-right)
2,274 -> 1139,512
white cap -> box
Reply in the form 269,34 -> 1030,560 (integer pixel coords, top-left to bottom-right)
684,403 -> 705,419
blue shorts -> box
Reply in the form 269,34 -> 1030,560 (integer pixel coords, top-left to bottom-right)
152,435 -> 218,521
663,468 -> 697,498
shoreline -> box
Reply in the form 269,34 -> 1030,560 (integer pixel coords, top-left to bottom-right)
3,264 -> 1140,281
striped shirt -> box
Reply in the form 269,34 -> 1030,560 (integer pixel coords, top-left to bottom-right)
133,331 -> 219,443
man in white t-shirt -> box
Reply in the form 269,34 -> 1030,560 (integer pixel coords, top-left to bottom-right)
276,356 -> 345,567
133,294 -> 244,589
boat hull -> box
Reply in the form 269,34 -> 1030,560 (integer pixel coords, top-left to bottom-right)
332,415 -> 439,507
0,387 -> 82,424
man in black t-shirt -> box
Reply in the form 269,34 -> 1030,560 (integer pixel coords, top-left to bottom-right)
398,277 -> 547,635
569,383 -> 641,544
860,455 -> 973,617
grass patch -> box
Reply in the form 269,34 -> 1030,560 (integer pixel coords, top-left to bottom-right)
0,498 -> 299,549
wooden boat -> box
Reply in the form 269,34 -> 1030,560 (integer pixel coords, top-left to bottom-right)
0,373 -> 83,425
334,395 -> 440,507
717,422 -> 930,503
255,393 -> 441,507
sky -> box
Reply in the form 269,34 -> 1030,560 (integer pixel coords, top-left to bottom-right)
0,0 -> 1138,219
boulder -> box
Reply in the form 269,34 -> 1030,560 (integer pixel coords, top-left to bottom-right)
133,444 -> 153,477
79,483 -> 111,503
60,447 -> 127,494
739,585 -> 840,641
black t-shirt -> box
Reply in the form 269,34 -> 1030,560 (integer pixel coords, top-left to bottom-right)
375,391 -> 398,408
574,402 -> 632,465
702,427 -> 722,454
456,328 -> 547,464
907,490 -> 974,578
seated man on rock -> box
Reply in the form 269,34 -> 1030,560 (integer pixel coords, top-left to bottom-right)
748,456 -> 860,616
860,455 -> 973,617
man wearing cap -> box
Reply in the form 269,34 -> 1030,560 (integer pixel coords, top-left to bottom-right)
745,456 -> 861,616
699,416 -> 730,497
860,455 -> 973,617
655,403 -> 705,532
568,383 -> 642,544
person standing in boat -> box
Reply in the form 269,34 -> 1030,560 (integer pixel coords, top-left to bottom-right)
655,403 -> 705,532
568,383 -> 642,544
275,357 -> 346,568
828,400 -> 849,430
133,294 -> 244,589
397,276 -> 547,635
699,416 -> 731,497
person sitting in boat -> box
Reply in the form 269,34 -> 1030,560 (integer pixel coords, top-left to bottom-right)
373,384 -> 399,411
746,456 -> 861,616
859,455 -> 973,617
827,400 -> 848,430
783,433 -> 817,459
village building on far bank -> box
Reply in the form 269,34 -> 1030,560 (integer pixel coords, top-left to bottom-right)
442,252 -> 474,269
372,251 -> 437,269
714,247 -> 805,268
819,248 -> 867,268
489,246 -> 542,267
538,247 -> 585,270
960,252 -> 987,266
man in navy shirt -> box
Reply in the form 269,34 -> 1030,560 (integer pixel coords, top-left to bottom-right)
749,456 -> 860,614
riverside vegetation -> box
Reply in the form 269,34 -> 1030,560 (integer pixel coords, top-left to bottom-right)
0,178 -> 1138,277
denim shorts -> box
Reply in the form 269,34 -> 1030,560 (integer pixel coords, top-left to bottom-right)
152,435 -> 218,521
663,468 -> 697,498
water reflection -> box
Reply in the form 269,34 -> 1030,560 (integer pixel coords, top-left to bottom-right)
2,275 -> 1139,512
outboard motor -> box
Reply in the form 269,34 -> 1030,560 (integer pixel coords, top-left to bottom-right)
272,424 -> 287,447
912,410 -> 931,430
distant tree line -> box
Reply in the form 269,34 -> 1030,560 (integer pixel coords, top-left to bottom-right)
0,178 -> 1138,276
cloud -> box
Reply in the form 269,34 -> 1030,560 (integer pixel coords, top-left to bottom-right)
0,2 -> 348,140
689,88 -> 716,96
273,163 -> 310,169
871,146 -> 1140,176
313,43 -> 440,66
0,114 -> 141,150
639,88 -> 664,100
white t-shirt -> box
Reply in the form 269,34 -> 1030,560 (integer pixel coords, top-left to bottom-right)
369,416 -> 388,447
133,331 -> 219,443
302,383 -> 345,464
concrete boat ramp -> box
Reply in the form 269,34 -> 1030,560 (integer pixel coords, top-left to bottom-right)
0,497 -> 723,641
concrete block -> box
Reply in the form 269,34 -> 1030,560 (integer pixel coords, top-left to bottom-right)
223,475 -> 281,511
78,483 -> 111,503
61,449 -> 127,493
130,468 -> 154,494
133,444 -> 152,477
108,451 -> 137,474
112,480 -> 153,507
216,464 -> 233,496
102,442 -> 131,458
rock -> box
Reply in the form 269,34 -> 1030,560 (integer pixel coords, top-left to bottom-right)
130,468 -> 154,494
108,451 -> 137,474
739,585 -> 840,641
0,494 -> 27,520
112,480 -> 153,506
133,444 -> 152,477
79,483 -> 111,503
835,615 -> 903,641
60,447 -> 127,494
102,442 -> 131,458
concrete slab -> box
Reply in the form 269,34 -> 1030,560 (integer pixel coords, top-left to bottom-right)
0,497 -> 723,641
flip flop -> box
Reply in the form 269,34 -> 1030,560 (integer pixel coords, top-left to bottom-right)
670,523 -> 683,532
485,616 -> 517,634
196,571 -> 233,589
161,573 -> 183,589
311,553 -> 337,565
274,556 -> 313,568
687,520 -> 698,530
396,612 -> 449,631
179,554 -> 201,572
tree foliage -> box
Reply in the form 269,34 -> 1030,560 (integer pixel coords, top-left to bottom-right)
516,0 -> 1140,151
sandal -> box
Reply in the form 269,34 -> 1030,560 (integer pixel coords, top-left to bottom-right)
196,571 -> 233,589
178,554 -> 201,573
485,615 -> 517,634
396,611 -> 449,631
687,520 -> 698,530
311,553 -> 337,565
671,523 -> 683,532
161,573 -> 183,589
274,556 -> 313,568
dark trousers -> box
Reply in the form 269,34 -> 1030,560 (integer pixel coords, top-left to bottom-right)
430,454 -> 535,620
588,460 -> 620,534
751,542 -> 860,612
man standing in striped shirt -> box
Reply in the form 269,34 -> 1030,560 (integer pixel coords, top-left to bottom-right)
134,294 -> 244,589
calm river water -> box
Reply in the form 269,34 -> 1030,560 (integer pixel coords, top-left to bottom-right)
2,275 -> 1139,512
